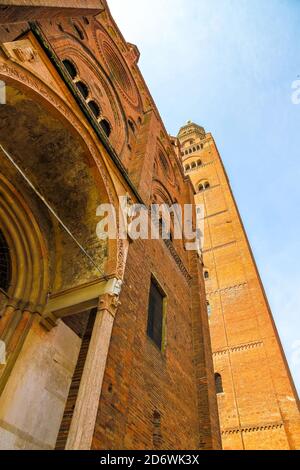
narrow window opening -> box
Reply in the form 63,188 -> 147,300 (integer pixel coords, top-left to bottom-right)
128,120 -> 135,134
215,373 -> 224,394
100,119 -> 112,138
62,59 -> 77,79
73,23 -> 84,40
147,278 -> 165,350
152,411 -> 163,449
88,100 -> 100,119
76,81 -> 89,99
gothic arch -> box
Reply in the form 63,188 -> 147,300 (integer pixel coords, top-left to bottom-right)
152,180 -> 174,206
0,62 -> 127,281
0,175 -> 49,317
53,43 -> 128,156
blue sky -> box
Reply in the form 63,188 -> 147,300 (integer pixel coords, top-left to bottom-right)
109,0 -> 300,392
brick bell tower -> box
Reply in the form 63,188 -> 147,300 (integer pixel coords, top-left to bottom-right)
177,121 -> 300,450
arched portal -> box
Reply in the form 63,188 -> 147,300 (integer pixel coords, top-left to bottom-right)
0,77 -> 126,450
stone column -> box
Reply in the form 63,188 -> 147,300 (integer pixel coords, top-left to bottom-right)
65,292 -> 119,450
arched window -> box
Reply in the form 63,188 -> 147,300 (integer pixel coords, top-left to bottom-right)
204,270 -> 209,280
88,100 -> 100,119
197,145 -> 200,151
215,373 -> 224,394
185,164 -> 190,172
100,119 -> 112,138
76,81 -> 89,99
191,162 -> 196,169
197,160 -> 202,167
62,59 -> 77,79
0,230 -> 11,293
198,181 -> 210,192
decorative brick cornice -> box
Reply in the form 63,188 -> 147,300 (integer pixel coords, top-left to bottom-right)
213,340 -> 264,357
207,282 -> 247,297
164,240 -> 192,285
197,160 -> 215,169
222,421 -> 284,435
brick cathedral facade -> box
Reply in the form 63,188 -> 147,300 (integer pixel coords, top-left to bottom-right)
0,1 -> 298,451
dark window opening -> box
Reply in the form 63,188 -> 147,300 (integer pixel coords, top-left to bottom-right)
199,181 -> 210,192
0,230 -> 11,293
152,411 -> 163,449
62,59 -> 77,79
147,278 -> 165,350
76,81 -> 89,99
100,119 -> 112,138
88,100 -> 100,119
204,270 -> 209,280
215,373 -> 224,394
73,22 -> 84,40
128,120 -> 135,134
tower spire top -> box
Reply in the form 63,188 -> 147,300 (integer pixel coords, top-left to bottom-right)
177,121 -> 206,141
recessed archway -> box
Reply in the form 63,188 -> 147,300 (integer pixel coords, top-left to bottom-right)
0,76 -> 126,450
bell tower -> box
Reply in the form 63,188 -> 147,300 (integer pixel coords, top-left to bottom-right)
178,122 -> 300,450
